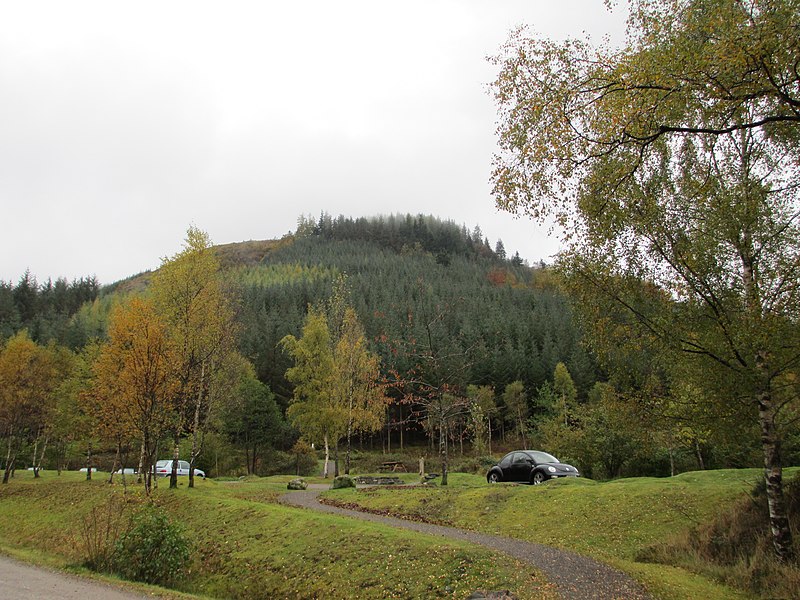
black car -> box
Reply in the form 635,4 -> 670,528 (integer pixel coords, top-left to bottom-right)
486,450 -> 580,485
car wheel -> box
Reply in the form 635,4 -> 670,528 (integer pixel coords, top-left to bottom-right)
532,471 -> 546,485
487,471 -> 500,484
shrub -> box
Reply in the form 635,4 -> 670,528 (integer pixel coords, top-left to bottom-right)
77,494 -> 131,573
112,505 -> 191,586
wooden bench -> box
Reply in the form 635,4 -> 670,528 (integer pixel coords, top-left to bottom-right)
378,461 -> 407,472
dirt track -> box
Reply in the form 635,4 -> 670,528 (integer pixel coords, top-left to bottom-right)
280,487 -> 652,600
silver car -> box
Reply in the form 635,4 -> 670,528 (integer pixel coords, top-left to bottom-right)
154,459 -> 205,478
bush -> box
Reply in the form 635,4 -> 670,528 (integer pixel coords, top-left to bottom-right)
78,494 -> 131,573
112,505 -> 191,586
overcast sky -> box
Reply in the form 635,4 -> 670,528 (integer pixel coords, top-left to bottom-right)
0,1 -> 627,285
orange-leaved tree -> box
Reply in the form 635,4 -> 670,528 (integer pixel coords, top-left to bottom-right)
0,331 -> 60,483
91,297 -> 179,494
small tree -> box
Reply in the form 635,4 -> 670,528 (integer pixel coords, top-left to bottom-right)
552,362 -> 577,427
281,309 -> 343,478
467,384 -> 496,455
334,308 -> 389,474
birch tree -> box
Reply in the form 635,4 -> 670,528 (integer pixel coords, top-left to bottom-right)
281,309 -> 342,478
151,226 -> 235,489
491,0 -> 800,560
334,307 -> 389,475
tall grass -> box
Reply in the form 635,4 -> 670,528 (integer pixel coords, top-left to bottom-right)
638,475 -> 800,598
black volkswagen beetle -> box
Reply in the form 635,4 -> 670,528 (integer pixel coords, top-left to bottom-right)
486,450 -> 580,484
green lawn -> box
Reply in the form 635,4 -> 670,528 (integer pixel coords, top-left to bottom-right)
323,469 -> 800,600
0,471 -> 555,599
3,468 -> 792,599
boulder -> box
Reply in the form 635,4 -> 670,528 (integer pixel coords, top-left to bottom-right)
287,478 -> 308,490
332,475 -> 356,489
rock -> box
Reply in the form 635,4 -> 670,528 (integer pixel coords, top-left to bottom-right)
354,476 -> 402,485
467,591 -> 516,600
287,478 -> 307,490
332,475 -> 356,489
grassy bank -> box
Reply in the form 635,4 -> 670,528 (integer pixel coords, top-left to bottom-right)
323,469 -> 800,599
0,471 -> 555,599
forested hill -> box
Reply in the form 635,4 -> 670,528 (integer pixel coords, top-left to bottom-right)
232,214 -> 597,407
1,214 -> 597,410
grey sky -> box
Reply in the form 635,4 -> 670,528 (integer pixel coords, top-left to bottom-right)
0,1 -> 627,285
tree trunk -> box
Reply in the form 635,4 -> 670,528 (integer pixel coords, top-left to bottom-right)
399,404 -> 404,451
189,361 -> 206,490
694,439 -> 705,471
32,430 -> 41,478
136,440 -> 145,485
345,418 -> 353,475
143,435 -> 154,495
323,434 -> 330,478
440,417 -> 448,486
108,442 -> 120,484
668,445 -> 676,477
169,440 -> 180,489
37,435 -> 48,472
759,389 -> 794,562
3,431 -> 15,484
387,408 -> 392,453
85,442 -> 92,481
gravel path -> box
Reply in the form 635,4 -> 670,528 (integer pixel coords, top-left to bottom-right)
280,489 -> 652,600
0,555 -> 149,600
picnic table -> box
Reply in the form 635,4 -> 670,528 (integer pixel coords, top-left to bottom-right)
378,461 -> 407,472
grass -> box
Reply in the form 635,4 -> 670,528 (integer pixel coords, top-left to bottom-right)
0,471 -> 556,599
322,469 -> 800,599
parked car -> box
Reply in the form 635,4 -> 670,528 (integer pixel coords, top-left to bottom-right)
154,459 -> 205,478
115,467 -> 136,475
486,450 -> 579,485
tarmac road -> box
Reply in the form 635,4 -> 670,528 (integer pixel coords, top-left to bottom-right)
0,555 -> 149,600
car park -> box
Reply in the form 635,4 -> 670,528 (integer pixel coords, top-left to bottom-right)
154,459 -> 205,478
486,450 -> 579,484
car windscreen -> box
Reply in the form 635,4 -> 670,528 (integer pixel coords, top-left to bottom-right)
525,451 -> 558,463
